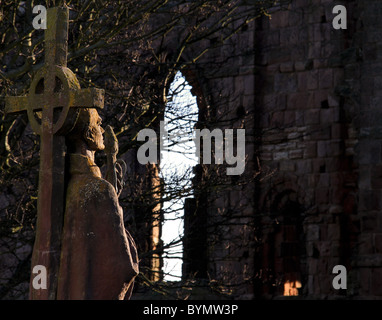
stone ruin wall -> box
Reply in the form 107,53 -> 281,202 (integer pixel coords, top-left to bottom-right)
254,0 -> 360,298
184,0 -> 382,299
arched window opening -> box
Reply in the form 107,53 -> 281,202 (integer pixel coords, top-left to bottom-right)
161,71 -> 198,281
269,191 -> 304,297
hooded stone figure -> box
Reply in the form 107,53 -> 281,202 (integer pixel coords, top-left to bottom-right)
57,108 -> 139,300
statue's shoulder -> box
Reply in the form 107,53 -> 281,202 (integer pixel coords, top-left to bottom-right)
80,176 -> 118,203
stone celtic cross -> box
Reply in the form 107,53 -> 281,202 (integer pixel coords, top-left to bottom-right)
5,7 -> 104,299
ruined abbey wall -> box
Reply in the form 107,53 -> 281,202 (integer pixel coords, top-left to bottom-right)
183,0 -> 382,299
254,0 -> 359,298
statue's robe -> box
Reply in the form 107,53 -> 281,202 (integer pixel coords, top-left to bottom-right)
57,154 -> 139,300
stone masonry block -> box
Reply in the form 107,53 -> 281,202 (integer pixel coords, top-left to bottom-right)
359,191 -> 382,212
304,109 -> 320,125
284,110 -> 295,125
329,140 -> 344,157
244,74 -> 254,95
307,5 -> 325,24
307,70 -> 319,90
296,159 -> 312,174
319,68 -> 333,89
313,90 -> 329,109
269,10 -> 290,29
358,233 -> 374,255
287,92 -> 310,109
274,73 -> 297,93
273,151 -> 289,161
316,188 -> 329,204
260,152 -> 272,161
306,224 -> 320,241
370,164 -> 382,189
374,234 -> 382,254
330,187 -> 346,205
267,30 -> 280,47
357,140 -> 381,165
313,58 -> 327,69
331,123 -> 344,139
295,110 -> 304,126
333,68 -> 344,86
317,241 -> 331,257
312,23 -> 323,43
308,42 -> 322,60
268,47 -> 292,64
325,158 -> 342,173
279,160 -> 296,172
358,268 -> 371,296
295,61 -> 306,71
320,108 -> 334,125
280,61 -> 294,73
304,141 -> 317,158
317,141 -> 329,157
317,173 -> 329,187
371,268 -> 382,295
328,93 -> 340,107
289,149 -> 303,159
285,26 -> 301,45
297,71 -> 309,91
309,124 -> 331,140
329,173 -> 343,186
288,8 -> 303,26
327,224 -> 341,241
361,212 -> 378,232
312,158 -> 325,173
270,111 -> 284,127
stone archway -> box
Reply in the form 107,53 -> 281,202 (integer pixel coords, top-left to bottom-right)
259,184 -> 306,298
270,190 -> 304,296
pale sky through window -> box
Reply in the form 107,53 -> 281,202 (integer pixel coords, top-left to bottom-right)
161,71 -> 198,281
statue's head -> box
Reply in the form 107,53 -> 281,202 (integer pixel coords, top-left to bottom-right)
66,108 -> 105,152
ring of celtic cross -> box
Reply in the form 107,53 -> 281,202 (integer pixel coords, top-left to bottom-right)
27,65 -> 81,135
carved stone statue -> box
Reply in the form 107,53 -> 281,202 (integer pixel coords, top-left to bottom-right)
57,108 -> 139,300
5,7 -> 138,299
